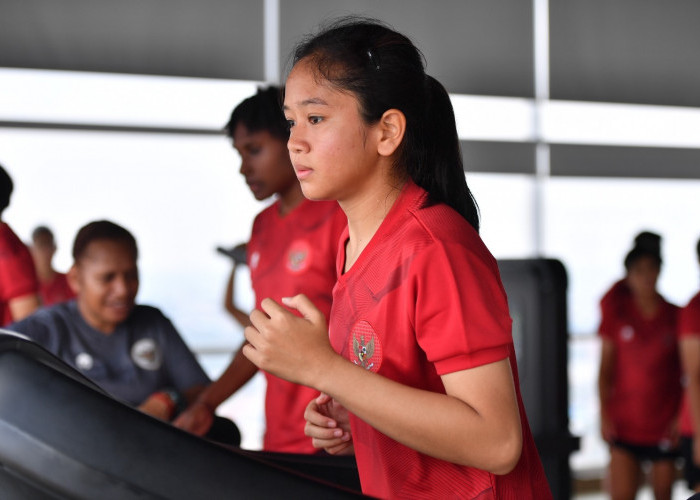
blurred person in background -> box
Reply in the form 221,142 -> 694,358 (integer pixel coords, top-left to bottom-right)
679,236 -> 700,493
598,232 -> 681,500
10,220 -> 238,445
175,86 -> 346,454
30,225 -> 76,306
600,231 -> 662,314
0,163 -> 40,325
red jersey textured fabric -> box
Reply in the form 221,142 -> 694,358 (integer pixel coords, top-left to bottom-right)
679,292 -> 700,436
329,181 -> 551,499
0,222 -> 39,326
38,272 -> 76,306
248,198 -> 346,453
600,279 -> 629,318
598,292 -> 681,444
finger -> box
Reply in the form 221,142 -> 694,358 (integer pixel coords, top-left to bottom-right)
325,438 -> 353,455
306,422 -> 346,440
248,309 -> 270,330
281,294 -> 324,324
315,392 -> 332,405
243,325 -> 262,347
259,297 -> 287,317
241,342 -> 261,367
311,432 -> 352,452
304,402 -> 338,428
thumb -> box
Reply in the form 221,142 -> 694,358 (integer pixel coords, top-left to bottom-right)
316,392 -> 332,405
281,294 -> 324,324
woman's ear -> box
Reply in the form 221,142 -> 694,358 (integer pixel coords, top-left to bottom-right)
67,264 -> 81,295
377,109 -> 406,157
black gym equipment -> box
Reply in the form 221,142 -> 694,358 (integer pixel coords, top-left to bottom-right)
0,330 -> 363,499
498,259 -> 580,500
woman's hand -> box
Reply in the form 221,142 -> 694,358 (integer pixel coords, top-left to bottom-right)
305,393 -> 354,455
242,294 -> 340,388
173,400 -> 215,436
138,392 -> 174,421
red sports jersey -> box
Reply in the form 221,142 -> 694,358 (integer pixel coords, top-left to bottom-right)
679,292 -> 700,436
600,279 -> 629,318
248,198 -> 346,453
0,222 -> 39,326
598,292 -> 681,444
329,181 -> 551,499
38,272 -> 76,306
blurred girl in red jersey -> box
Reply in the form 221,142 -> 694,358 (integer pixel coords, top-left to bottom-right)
598,234 -> 681,500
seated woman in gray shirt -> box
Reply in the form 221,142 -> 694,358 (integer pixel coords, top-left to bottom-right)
11,220 -> 210,424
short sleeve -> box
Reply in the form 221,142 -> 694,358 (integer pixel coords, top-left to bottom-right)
412,241 -> 512,376
680,294 -> 700,339
9,313 -> 53,349
598,281 -> 627,340
597,302 -> 618,340
0,243 -> 38,302
156,313 -> 210,391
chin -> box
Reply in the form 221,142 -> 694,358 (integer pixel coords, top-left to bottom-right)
300,184 -> 331,202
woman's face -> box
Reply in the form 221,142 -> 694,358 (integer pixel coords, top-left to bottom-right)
626,255 -> 660,299
69,239 -> 139,334
233,124 -> 297,201
283,59 -> 383,202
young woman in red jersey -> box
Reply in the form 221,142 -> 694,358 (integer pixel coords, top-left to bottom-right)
175,87 -> 346,453
598,236 -> 680,500
242,18 -> 551,499
680,237 -> 700,493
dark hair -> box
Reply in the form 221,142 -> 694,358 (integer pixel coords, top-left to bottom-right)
0,164 -> 13,216
224,86 -> 288,142
289,17 -> 479,231
633,231 -> 661,256
72,220 -> 138,262
624,231 -> 662,270
696,237 -> 700,262
32,225 -> 54,243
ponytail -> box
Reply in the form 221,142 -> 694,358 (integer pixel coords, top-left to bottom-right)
408,76 -> 479,232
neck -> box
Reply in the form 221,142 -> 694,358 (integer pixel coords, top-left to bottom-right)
77,301 -> 118,335
341,178 -> 405,272
277,182 -> 306,216
35,263 -> 56,282
634,292 -> 660,318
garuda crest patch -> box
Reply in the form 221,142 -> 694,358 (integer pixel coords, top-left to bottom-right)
349,320 -> 382,373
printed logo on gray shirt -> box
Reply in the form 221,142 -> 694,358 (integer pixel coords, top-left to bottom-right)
130,338 -> 162,371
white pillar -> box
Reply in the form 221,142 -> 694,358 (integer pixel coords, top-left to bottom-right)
533,0 -> 550,257
263,0 -> 280,84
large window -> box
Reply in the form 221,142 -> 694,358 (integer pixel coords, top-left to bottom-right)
3,69 -> 700,474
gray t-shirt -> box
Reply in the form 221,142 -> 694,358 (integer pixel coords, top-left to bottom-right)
10,300 -> 210,406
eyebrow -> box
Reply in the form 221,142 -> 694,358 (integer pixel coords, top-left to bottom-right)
283,97 -> 329,110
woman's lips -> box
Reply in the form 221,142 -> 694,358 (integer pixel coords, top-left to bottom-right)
246,180 -> 263,194
294,166 -> 312,180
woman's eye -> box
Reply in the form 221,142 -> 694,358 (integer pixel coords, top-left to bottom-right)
286,119 -> 295,129
309,116 -> 323,125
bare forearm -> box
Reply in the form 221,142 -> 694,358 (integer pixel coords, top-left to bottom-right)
598,372 -> 613,416
182,384 -> 206,406
598,340 -> 615,417
9,294 -> 41,322
681,338 -> 700,436
315,356 -> 521,473
197,346 -> 258,409
224,267 -> 252,328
